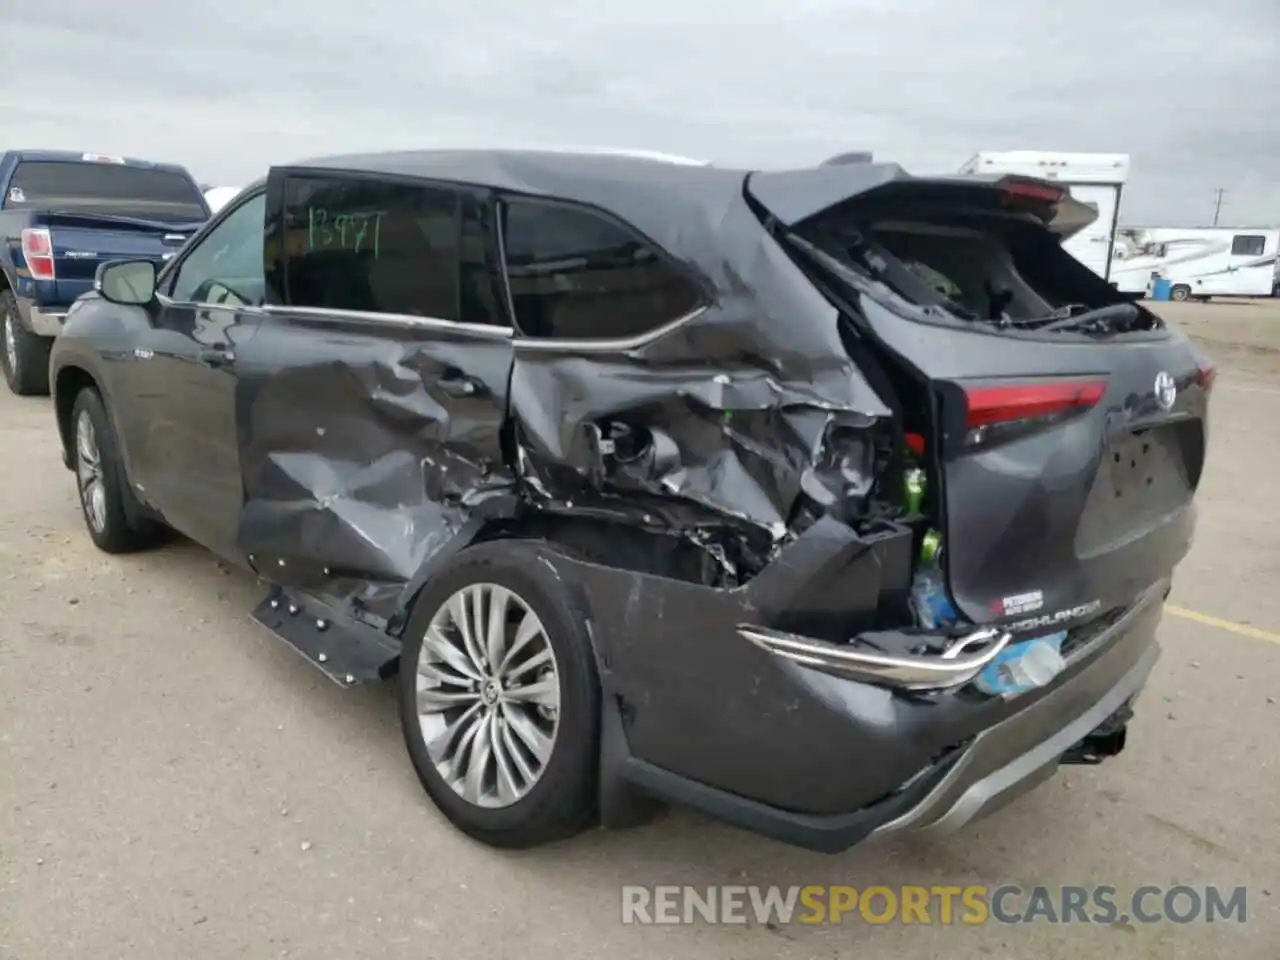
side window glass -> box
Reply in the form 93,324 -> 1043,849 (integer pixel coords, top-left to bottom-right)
500,199 -> 703,340
280,176 -> 504,326
170,192 -> 267,305
1230,234 -> 1265,257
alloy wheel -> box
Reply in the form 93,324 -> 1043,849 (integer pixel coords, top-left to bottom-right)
75,410 -> 107,533
415,583 -> 562,809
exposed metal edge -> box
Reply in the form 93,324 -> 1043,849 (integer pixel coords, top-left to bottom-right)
737,623 -> 1011,690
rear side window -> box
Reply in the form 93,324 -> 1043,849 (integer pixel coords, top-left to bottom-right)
1231,234 -> 1265,257
5,161 -> 207,221
499,199 -> 703,340
279,176 -> 507,327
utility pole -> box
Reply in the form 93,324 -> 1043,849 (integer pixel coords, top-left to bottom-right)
1212,188 -> 1226,226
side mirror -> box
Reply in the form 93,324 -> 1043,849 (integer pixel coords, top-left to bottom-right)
95,259 -> 158,306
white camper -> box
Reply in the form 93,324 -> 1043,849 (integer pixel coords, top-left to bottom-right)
959,151 -> 1129,282
203,185 -> 241,213
1108,226 -> 1280,300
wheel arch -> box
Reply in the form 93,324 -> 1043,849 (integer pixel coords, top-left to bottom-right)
53,363 -> 102,469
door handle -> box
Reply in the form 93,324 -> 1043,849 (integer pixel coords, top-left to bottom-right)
197,347 -> 235,368
438,373 -> 485,398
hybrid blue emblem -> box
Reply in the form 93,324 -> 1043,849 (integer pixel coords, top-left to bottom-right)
974,631 -> 1068,697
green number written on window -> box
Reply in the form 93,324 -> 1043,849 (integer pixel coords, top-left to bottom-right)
307,207 -> 383,258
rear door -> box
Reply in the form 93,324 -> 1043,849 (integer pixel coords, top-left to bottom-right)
747,170 -> 1213,630
229,168 -> 515,586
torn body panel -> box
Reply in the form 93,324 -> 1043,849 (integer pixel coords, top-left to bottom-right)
505,198 -> 895,577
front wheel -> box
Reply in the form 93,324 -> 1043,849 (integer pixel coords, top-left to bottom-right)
70,387 -> 164,553
1169,284 -> 1192,302
398,542 -> 601,848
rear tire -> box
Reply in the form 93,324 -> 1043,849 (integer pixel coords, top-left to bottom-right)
70,386 -> 164,553
1169,284 -> 1192,302
398,541 -> 601,848
0,290 -> 52,396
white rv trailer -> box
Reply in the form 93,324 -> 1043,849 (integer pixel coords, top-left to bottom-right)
203,185 -> 241,213
1108,226 -> 1280,300
958,151 -> 1130,283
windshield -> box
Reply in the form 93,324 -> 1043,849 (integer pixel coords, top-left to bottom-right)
4,161 -> 208,222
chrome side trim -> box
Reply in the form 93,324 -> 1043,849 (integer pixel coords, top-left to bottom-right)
510,304 -> 710,353
153,293 -> 266,316
737,624 -> 1011,690
261,304 -> 515,339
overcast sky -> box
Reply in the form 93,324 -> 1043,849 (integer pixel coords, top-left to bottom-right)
4,0 -> 1278,225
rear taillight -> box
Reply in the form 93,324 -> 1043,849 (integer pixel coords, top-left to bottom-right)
20,228 -> 55,280
962,379 -> 1107,448
1195,365 -> 1216,393
1000,178 -> 1066,205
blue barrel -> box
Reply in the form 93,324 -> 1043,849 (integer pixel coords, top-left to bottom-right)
1152,278 -> 1173,301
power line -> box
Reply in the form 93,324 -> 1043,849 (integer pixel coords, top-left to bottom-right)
1212,187 -> 1226,226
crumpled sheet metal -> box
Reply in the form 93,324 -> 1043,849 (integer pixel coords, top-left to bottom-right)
235,318 -> 515,582
236,177 -> 892,590
509,340 -> 883,539
508,198 -> 889,543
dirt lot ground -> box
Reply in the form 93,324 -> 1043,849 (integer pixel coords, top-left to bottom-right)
2,300 -> 1278,959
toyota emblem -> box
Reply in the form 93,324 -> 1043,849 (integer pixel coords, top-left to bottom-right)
1154,372 -> 1177,411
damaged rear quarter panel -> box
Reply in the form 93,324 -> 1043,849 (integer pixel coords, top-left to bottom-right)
507,197 -> 894,547
237,188 -> 894,604
226,169 -> 928,813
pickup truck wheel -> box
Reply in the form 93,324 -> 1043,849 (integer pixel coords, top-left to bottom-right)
70,387 -> 163,553
0,290 -> 52,396
398,543 -> 600,848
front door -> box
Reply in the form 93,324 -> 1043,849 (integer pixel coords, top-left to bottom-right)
133,189 -> 269,560
230,169 -> 516,589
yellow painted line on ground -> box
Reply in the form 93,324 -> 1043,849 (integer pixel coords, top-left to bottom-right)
1166,604 -> 1280,646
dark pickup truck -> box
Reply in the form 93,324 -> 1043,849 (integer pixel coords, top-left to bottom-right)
0,150 -> 209,395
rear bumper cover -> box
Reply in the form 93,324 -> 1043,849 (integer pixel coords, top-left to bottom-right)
558,518 -> 1168,851
14,297 -> 66,337
872,632 -> 1156,840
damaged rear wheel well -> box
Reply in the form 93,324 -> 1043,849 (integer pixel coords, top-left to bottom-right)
472,513 -> 746,588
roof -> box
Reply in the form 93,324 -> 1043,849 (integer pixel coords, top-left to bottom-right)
287,148 -> 736,194
280,149 -> 750,265
261,148 -> 1080,264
